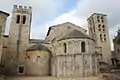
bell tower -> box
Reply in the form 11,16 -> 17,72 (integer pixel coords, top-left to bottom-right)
87,13 -> 111,64
6,5 -> 32,75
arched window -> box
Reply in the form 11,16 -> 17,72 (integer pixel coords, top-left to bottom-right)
97,16 -> 99,19
16,15 -> 20,23
23,15 -> 26,24
104,34 -> 106,41
101,16 -> 104,22
98,24 -> 101,31
102,25 -> 105,31
89,19 -> 92,25
93,26 -> 95,32
104,34 -> 106,37
81,42 -> 85,52
92,17 -> 94,22
64,43 -> 67,53
100,34 -> 102,42
97,16 -> 100,23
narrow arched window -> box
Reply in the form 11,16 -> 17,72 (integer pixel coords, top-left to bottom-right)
81,42 -> 85,52
93,26 -> 95,32
102,25 -> 105,31
64,43 -> 67,53
97,16 -> 100,23
89,19 -> 92,25
98,24 -> 101,31
16,15 -> 20,23
101,16 -> 104,22
100,34 -> 102,42
104,34 -> 106,41
23,15 -> 26,24
104,34 -> 106,37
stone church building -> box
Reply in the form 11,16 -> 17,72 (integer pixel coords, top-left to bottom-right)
0,5 -> 111,77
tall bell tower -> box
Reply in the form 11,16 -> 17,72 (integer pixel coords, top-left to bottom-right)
87,13 -> 111,64
6,5 -> 32,75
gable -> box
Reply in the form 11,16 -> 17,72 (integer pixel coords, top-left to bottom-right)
45,22 -> 87,43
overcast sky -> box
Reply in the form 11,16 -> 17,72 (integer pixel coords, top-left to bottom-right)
0,0 -> 120,50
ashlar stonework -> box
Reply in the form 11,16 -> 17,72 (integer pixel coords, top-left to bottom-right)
0,5 -> 111,78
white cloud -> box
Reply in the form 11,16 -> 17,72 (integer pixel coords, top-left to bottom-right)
1,0 -> 66,35
30,9 -> 87,39
31,0 -> 120,51
2,0 -> 120,50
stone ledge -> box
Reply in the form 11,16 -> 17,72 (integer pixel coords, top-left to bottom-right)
102,73 -> 120,80
4,76 -> 103,80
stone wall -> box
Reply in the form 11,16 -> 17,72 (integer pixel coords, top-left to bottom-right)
25,50 -> 51,76
52,54 -> 99,77
87,13 -> 111,64
2,5 -> 32,75
0,12 -> 9,63
51,38 -> 99,77
114,43 -> 120,60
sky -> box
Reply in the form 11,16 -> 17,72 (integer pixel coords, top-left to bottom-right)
0,0 -> 120,50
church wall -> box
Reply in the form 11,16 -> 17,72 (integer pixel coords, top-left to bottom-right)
25,50 -> 50,76
1,36 -> 9,66
54,38 -> 95,55
52,54 -> 99,77
0,12 -> 9,63
51,38 -> 98,77
3,5 -> 32,75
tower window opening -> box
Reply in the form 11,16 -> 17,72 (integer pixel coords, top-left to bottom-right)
64,43 -> 67,53
102,25 -> 105,31
23,15 -> 26,24
98,20 -> 100,23
92,17 -> 94,23
97,16 -> 99,19
93,26 -> 95,32
89,19 -> 92,25
104,34 -> 106,41
104,34 -> 106,37
81,42 -> 85,52
100,34 -> 102,42
98,24 -> 101,31
104,38 -> 106,42
98,24 -> 101,27
16,15 -> 20,23
101,16 -> 104,22
97,16 -> 100,23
